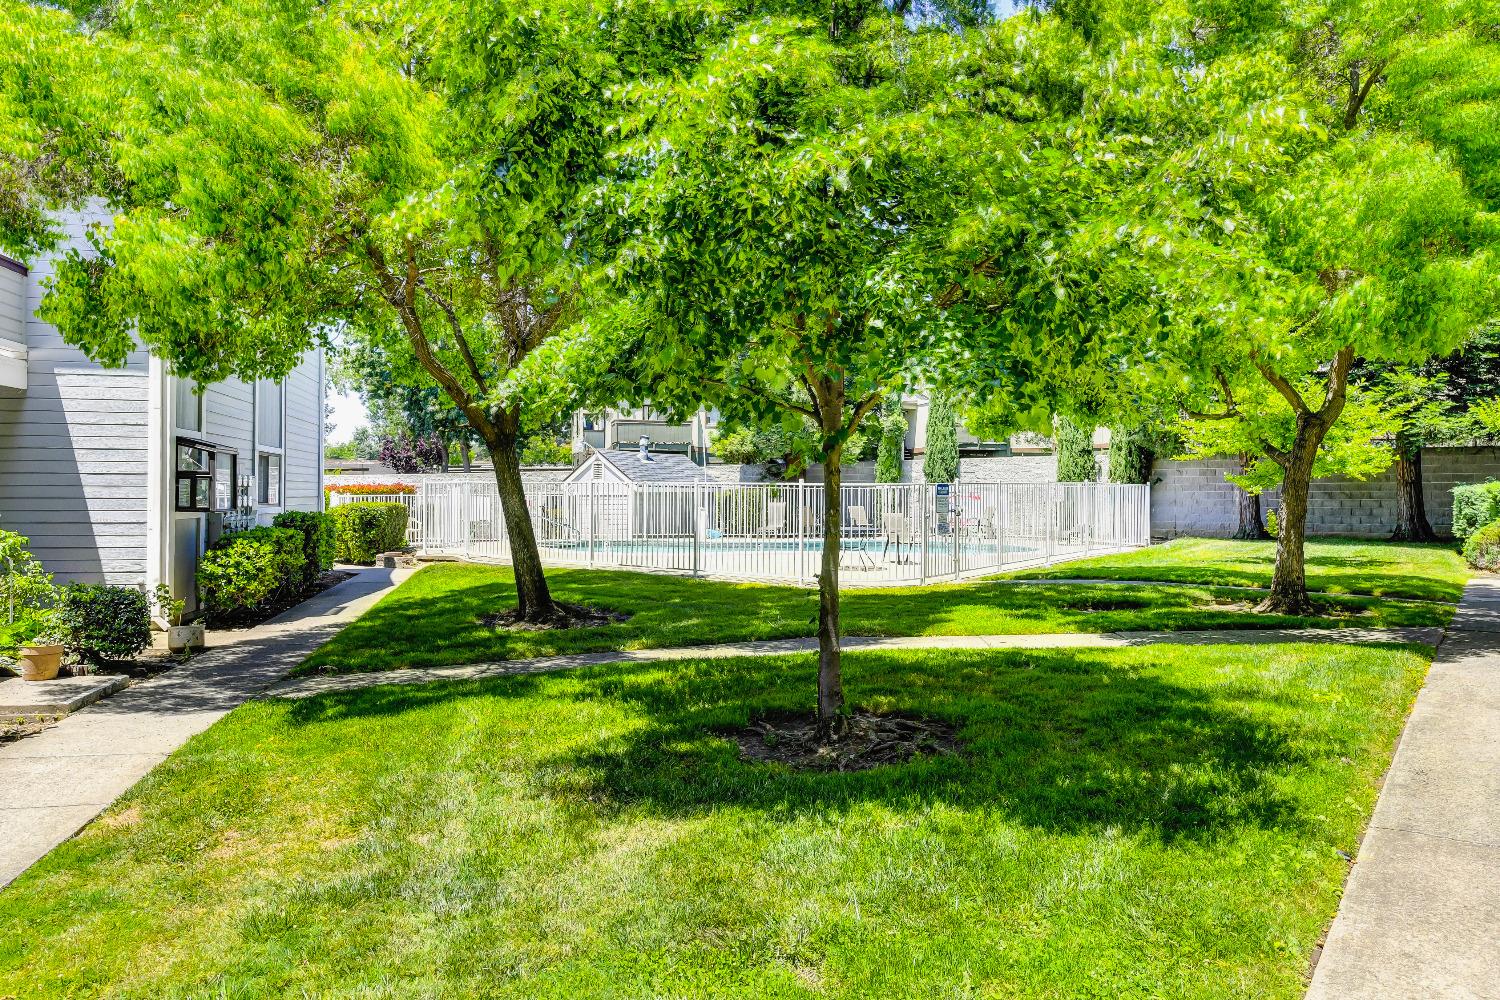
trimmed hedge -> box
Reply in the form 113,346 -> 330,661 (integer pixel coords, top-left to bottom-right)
273,510 -> 335,587
332,502 -> 409,565
1452,481 -> 1500,544
198,526 -> 304,622
1463,519 -> 1500,571
56,584 -> 152,664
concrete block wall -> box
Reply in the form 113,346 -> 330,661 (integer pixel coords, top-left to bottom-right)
1151,446 -> 1500,539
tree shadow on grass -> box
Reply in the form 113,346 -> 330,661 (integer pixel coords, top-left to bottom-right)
285,646 -> 1312,843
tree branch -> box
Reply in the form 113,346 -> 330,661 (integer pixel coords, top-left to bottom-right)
418,280 -> 489,395
365,240 -> 495,440
1254,355 -> 1312,417
1343,58 -> 1388,131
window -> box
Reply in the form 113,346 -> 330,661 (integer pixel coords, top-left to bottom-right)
213,452 -> 237,512
256,380 -> 283,448
175,442 -> 212,512
175,379 -> 202,433
257,452 -> 282,506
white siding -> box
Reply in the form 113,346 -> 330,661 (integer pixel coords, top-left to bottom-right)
0,206 -> 150,586
282,353 -> 323,512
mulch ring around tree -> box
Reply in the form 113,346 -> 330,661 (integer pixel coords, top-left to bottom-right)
480,601 -> 632,632
730,710 -> 964,772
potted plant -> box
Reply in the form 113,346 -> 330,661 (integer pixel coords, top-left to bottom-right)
155,584 -> 203,653
17,621 -> 65,682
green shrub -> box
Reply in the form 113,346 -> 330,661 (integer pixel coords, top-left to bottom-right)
1452,481 -> 1500,543
1463,519 -> 1500,570
56,584 -> 151,664
273,510 -> 335,587
331,502 -> 409,564
198,527 -> 304,622
520,438 -> 573,466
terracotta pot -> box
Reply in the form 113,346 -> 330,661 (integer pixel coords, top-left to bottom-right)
18,644 -> 63,682
167,623 -> 206,654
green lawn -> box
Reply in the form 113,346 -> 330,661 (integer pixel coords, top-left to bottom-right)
0,643 -> 1427,998
295,562 -> 1452,674
1008,536 -> 1469,603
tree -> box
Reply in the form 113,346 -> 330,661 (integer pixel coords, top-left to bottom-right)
18,0 -> 689,622
379,433 -> 447,475
1178,383 -> 1404,535
987,3 -> 1500,612
1055,417 -> 1096,482
875,398 -> 908,483
922,392 -> 960,484
598,4 -> 1034,739
1357,327 -> 1500,540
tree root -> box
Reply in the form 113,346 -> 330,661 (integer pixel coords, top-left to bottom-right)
730,710 -> 962,772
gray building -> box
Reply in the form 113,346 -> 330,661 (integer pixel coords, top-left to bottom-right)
0,208 -> 325,611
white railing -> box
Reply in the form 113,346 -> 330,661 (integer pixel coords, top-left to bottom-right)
330,480 -> 1149,587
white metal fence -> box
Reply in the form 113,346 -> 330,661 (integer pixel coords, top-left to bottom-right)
330,480 -> 1150,587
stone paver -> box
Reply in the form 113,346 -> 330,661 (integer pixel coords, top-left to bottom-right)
1307,577 -> 1500,1000
0,674 -> 130,717
270,625 -> 1442,700
0,567 -> 411,888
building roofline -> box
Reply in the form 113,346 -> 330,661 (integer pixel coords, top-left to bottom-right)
0,254 -> 26,277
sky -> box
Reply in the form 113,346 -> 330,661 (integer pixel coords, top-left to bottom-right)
326,388 -> 369,444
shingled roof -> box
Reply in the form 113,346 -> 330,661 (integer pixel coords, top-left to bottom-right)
566,449 -> 713,484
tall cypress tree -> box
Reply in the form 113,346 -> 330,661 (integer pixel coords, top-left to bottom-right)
875,398 -> 907,483
1055,416 -> 1097,482
922,392 -> 960,484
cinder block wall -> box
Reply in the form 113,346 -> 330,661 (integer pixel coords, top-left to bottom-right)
1151,446 -> 1500,539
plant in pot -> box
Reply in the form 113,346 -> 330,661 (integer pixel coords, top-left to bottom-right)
154,584 -> 203,653
16,616 -> 65,682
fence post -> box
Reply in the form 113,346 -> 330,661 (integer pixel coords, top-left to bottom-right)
692,482 -> 701,577
998,485 -> 1008,569
1046,483 -> 1057,566
919,484 -> 929,586
953,485 -> 962,581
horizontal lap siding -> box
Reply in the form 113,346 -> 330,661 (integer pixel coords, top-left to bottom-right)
0,205 -> 150,587
282,355 -> 322,511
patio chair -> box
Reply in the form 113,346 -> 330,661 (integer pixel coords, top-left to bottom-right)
882,513 -> 915,564
842,505 -> 877,570
758,501 -> 788,537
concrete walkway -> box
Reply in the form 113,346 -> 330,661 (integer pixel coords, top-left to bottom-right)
0,567 -> 411,888
269,625 -> 1443,700
1308,577 -> 1500,1000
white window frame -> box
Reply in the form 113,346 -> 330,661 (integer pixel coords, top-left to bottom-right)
173,377 -> 203,436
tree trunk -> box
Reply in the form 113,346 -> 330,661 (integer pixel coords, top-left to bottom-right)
1391,442 -> 1436,541
1232,453 -> 1269,540
1257,418 -> 1326,615
817,446 -> 847,742
482,427 -> 557,623
461,440 -> 473,473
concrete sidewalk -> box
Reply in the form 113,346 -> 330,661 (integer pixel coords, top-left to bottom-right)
270,624 -> 1443,700
0,567 -> 411,888
1307,577 -> 1500,1000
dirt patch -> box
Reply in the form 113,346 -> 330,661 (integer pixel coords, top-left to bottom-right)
1066,598 -> 1154,612
480,601 -> 631,632
729,710 -> 963,773
0,716 -> 56,744
209,570 -> 357,631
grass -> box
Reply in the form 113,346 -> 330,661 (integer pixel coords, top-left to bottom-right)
0,642 -> 1429,998
294,561 -> 1452,675
1007,536 -> 1470,603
